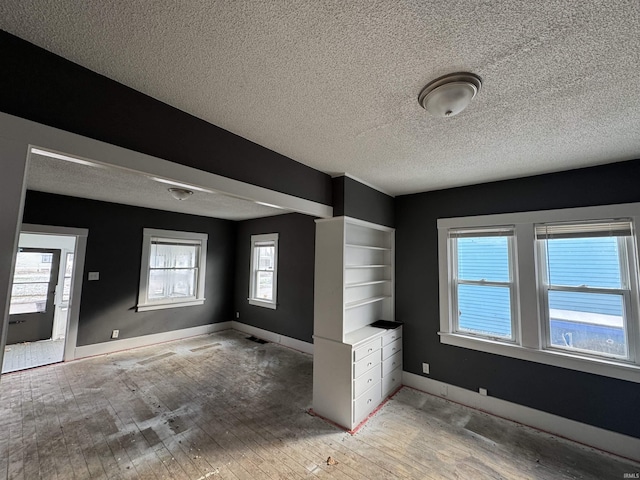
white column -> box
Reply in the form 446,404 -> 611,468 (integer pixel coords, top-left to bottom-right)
0,137 -> 29,372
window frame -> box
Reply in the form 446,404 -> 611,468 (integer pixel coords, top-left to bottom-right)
137,228 -> 208,312
248,233 -> 279,309
448,227 -> 519,342
437,203 -> 640,383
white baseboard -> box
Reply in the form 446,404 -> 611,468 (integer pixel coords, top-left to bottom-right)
231,321 -> 313,355
74,322 -> 232,359
402,371 -> 640,464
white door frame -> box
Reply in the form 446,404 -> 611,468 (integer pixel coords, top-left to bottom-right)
20,224 -> 88,362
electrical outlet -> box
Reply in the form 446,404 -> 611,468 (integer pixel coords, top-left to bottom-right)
422,363 -> 430,374
236,311 -> 240,319
88,271 -> 99,281
479,387 -> 488,396
111,329 -> 119,339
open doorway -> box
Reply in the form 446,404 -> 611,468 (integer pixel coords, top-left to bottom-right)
2,226 -> 87,373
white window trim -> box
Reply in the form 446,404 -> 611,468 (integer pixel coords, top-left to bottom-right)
248,233 -> 279,309
137,228 -> 208,312
438,202 -> 640,383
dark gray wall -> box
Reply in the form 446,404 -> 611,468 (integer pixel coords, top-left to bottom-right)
332,176 -> 395,227
23,191 -> 236,346
395,159 -> 640,439
0,30 -> 332,206
234,213 -> 316,343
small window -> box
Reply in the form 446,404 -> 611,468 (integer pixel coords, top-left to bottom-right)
536,220 -> 634,360
249,233 -> 279,309
137,229 -> 207,311
449,227 -> 516,341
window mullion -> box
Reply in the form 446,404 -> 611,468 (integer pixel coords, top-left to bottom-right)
515,224 -> 541,349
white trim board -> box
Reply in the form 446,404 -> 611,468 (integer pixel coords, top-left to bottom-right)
231,321 -> 313,355
402,371 -> 640,464
74,322 -> 232,359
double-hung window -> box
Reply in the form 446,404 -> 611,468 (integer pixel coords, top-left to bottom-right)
137,229 -> 208,311
438,204 -> 640,382
449,228 -> 516,341
249,233 -> 279,309
536,221 -> 635,360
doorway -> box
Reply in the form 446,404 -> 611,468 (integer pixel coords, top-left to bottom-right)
2,227 -> 87,373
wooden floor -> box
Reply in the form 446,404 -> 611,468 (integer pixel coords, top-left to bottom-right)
0,330 -> 637,479
2,338 -> 65,374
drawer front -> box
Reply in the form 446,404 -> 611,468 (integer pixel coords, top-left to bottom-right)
382,328 -> 402,346
353,364 -> 381,398
353,381 -> 382,426
382,366 -> 402,397
382,350 -> 402,377
354,338 -> 381,362
354,351 -> 381,378
382,338 -> 402,361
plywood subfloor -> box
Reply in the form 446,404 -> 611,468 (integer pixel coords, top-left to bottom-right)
2,338 -> 65,374
0,330 -> 637,479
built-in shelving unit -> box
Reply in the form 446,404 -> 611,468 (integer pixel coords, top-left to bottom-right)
313,216 -> 401,430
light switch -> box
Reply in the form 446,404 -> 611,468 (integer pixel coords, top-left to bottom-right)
88,272 -> 99,281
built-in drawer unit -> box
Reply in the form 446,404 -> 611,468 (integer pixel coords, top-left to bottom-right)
354,337 -> 381,362
353,364 -> 381,398
382,337 -> 402,360
354,350 -> 381,378
382,350 -> 402,377
382,367 -> 402,396
382,329 -> 401,346
353,381 -> 382,425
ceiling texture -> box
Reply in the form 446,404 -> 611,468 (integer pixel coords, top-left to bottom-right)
2,1 -> 640,198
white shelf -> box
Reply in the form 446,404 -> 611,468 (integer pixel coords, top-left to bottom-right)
345,243 -> 391,251
345,264 -> 389,269
345,295 -> 389,310
345,280 -> 390,288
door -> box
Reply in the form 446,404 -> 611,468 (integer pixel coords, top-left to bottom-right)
7,248 -> 61,344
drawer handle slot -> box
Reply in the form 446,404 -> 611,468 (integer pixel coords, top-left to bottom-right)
367,362 -> 372,367
367,378 -> 372,383
367,398 -> 372,404
368,348 -> 373,353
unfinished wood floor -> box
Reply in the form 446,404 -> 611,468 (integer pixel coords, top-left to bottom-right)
0,330 -> 637,479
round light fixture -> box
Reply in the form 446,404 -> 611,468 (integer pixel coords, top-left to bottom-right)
168,187 -> 194,200
418,72 -> 482,117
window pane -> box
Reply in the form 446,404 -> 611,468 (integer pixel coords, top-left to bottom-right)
546,237 -> 621,288
150,243 -> 198,269
148,268 -> 196,300
10,282 -> 49,314
548,291 -> 627,357
256,271 -> 273,301
457,284 -> 512,338
458,237 -> 510,282
257,245 -> 275,270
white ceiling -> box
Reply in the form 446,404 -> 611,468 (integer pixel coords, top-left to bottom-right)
2,1 -> 640,196
27,153 -> 284,221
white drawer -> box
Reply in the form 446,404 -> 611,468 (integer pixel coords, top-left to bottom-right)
353,381 -> 382,426
382,366 -> 402,397
382,328 -> 402,346
382,338 -> 402,360
353,364 -> 381,398
353,337 -> 381,362
354,351 -> 381,378
382,350 -> 402,377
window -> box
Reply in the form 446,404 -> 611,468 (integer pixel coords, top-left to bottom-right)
438,204 -> 640,382
137,229 -> 207,311
61,252 -> 74,305
249,233 -> 278,309
450,228 -> 516,340
536,221 -> 634,360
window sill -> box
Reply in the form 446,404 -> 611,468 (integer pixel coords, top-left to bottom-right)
438,332 -> 640,383
137,299 -> 205,312
248,298 -> 277,310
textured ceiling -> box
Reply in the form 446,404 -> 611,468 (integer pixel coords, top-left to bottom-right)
2,1 -> 640,195
27,153 -> 284,221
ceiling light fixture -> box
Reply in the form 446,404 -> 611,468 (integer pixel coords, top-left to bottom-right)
418,72 -> 482,118
168,187 -> 194,200
150,176 -> 213,193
